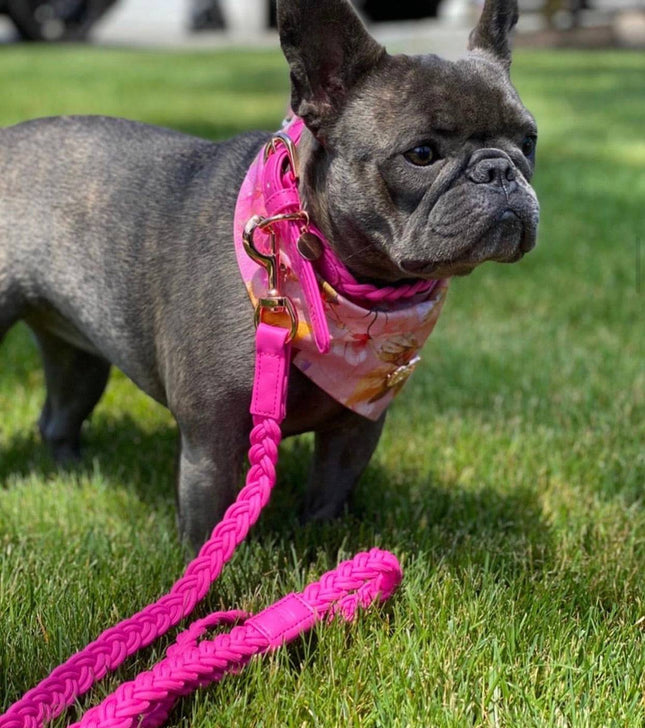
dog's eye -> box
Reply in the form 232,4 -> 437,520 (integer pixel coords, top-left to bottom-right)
522,135 -> 537,159
404,145 -> 436,167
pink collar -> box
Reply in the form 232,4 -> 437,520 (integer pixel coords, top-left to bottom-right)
234,118 -> 449,420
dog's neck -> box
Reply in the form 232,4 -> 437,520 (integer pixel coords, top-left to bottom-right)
296,126 -> 397,288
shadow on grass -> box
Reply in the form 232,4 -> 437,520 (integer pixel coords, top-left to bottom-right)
0,323 -> 611,628
0,416 -> 177,508
7,411 -> 625,715
1,412 -> 552,572
282,443 -> 552,576
1,323 -> 554,586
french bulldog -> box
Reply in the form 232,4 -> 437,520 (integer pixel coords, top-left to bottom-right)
0,0 -> 539,551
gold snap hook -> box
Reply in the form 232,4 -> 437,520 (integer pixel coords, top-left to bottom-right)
243,212 -> 309,343
243,215 -> 278,292
263,131 -> 300,183
243,212 -> 310,294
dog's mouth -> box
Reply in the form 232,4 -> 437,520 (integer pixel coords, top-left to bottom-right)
400,208 -> 537,279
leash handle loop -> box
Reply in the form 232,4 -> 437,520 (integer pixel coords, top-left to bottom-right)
68,550 -> 401,728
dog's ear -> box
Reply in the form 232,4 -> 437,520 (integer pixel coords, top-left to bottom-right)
468,0 -> 519,69
278,0 -> 385,138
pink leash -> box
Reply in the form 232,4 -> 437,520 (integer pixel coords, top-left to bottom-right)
0,126 -> 419,728
1,324 -> 402,728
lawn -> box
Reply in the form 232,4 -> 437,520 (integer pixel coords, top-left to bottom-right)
0,45 -> 643,727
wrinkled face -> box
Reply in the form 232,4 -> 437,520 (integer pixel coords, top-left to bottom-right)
301,52 -> 540,283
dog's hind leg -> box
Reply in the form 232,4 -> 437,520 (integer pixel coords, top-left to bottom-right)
30,326 -> 111,462
174,395 -> 253,552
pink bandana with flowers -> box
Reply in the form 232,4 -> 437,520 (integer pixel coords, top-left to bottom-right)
234,133 -> 449,421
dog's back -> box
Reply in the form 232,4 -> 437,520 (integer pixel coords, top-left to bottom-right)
0,115 -> 265,401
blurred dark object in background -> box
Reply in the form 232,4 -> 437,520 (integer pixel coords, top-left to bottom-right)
190,0 -> 225,31
359,0 -> 442,21
543,0 -> 590,29
269,0 -> 442,29
1,0 -> 118,40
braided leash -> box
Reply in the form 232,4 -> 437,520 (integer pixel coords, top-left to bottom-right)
1,412 -> 283,728
71,548 -> 401,728
2,331 -> 402,728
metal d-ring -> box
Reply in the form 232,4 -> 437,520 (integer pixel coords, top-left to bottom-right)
254,295 -> 299,342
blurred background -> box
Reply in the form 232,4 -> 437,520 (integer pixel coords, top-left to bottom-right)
0,0 -> 643,49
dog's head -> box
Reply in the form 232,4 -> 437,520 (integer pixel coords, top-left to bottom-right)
278,0 -> 539,282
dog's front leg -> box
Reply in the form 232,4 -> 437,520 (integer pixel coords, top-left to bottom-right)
303,411 -> 386,522
175,404 -> 252,553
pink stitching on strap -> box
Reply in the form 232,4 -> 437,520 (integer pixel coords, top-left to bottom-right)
246,593 -> 317,648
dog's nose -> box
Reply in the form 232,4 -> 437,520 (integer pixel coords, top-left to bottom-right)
467,151 -> 516,187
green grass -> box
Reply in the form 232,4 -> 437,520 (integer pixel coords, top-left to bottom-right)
1,45 -> 643,727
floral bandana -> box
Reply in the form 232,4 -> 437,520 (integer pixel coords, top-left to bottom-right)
234,121 -> 449,421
